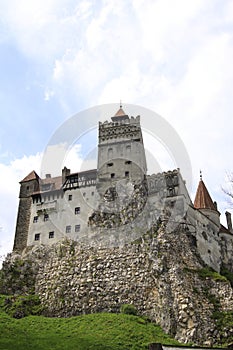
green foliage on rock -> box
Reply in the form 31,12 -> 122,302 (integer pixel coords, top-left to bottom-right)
220,265 -> 233,287
120,303 -> 137,316
3,294 -> 44,318
0,257 -> 36,295
184,266 -> 228,282
197,267 -> 227,281
212,310 -> 233,346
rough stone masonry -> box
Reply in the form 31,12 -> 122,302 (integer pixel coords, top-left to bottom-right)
1,223 -> 233,346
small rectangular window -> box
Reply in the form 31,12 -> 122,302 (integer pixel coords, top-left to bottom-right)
125,160 -> 131,164
75,224 -> 81,232
111,173 -> 115,178
35,233 -> 40,241
75,207 -> 80,215
49,231 -> 54,239
66,225 -> 71,233
44,213 -> 49,221
33,216 -> 38,223
125,171 -> 129,177
107,162 -> 113,167
68,194 -> 72,201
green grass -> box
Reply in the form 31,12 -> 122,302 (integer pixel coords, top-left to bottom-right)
0,295 -> 182,350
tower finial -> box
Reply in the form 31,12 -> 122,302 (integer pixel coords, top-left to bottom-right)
200,170 -> 202,181
120,99 -> 122,109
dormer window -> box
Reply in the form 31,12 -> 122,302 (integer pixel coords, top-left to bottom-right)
42,183 -> 52,191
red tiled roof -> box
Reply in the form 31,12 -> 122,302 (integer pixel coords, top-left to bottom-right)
220,224 -> 231,234
114,107 -> 127,117
20,170 -> 40,183
194,179 -> 216,211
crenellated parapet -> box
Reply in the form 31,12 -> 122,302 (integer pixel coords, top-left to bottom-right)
147,169 -> 180,198
99,116 -> 141,143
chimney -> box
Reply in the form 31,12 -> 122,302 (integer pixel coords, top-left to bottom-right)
62,167 -> 70,184
225,211 -> 232,232
45,174 -> 51,179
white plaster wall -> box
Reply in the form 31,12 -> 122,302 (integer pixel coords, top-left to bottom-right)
27,186 -> 96,246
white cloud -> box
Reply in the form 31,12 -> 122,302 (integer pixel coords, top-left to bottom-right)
0,0 -> 94,61
44,88 -> 55,101
0,153 -> 42,261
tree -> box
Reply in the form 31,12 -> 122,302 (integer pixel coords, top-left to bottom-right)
223,172 -> 233,206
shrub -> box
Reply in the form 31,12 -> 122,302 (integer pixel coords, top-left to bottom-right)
220,265 -> 233,287
120,304 -> 137,316
4,294 -> 43,318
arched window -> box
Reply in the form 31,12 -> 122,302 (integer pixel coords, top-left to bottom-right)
108,148 -> 113,158
126,145 -> 131,153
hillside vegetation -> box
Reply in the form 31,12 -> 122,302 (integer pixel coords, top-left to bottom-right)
0,295 -> 182,350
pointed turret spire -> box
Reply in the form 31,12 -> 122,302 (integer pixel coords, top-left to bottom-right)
194,174 -> 216,211
111,102 -> 129,121
20,170 -> 40,183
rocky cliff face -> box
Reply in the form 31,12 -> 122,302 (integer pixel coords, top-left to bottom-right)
1,224 -> 233,346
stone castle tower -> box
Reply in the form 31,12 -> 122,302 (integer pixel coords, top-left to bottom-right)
97,106 -> 147,197
13,171 -> 40,252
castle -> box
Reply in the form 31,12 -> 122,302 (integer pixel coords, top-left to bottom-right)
13,106 -> 233,272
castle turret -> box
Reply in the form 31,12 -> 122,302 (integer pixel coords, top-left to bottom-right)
194,173 -> 220,227
97,106 -> 147,196
13,171 -> 40,252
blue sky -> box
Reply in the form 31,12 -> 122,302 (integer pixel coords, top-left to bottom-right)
0,0 -> 233,258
